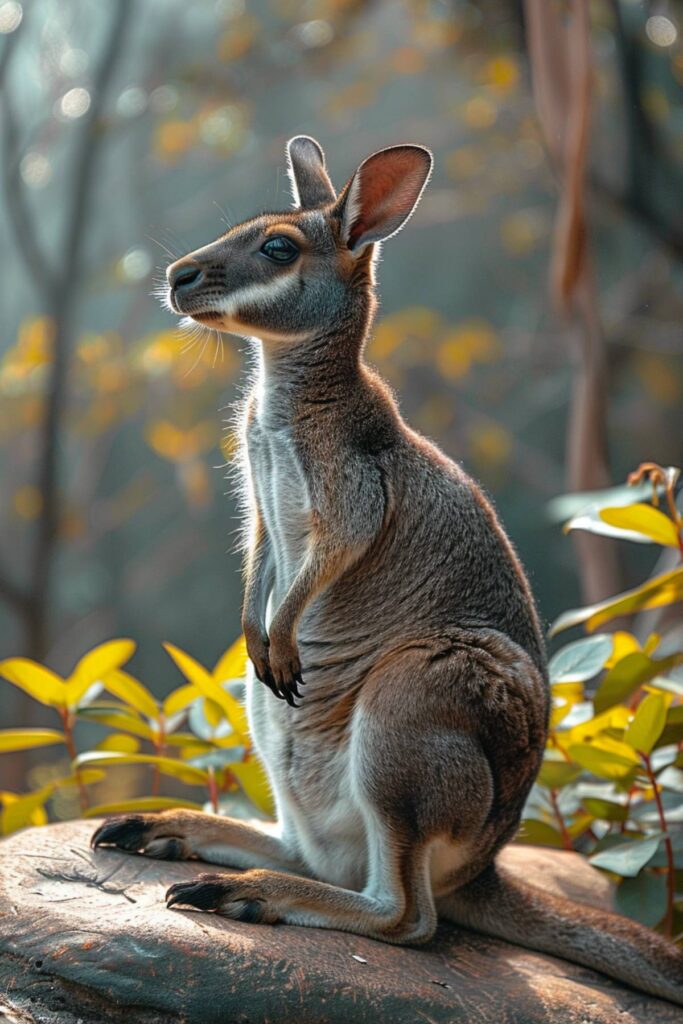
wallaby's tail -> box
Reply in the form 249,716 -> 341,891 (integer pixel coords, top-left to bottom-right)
438,862 -> 683,1007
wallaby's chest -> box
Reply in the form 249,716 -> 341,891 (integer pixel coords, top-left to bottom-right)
247,419 -> 313,596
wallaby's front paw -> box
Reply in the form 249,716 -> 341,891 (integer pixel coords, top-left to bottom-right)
267,636 -> 304,708
244,624 -> 286,704
166,870 -> 279,923
91,813 -> 193,860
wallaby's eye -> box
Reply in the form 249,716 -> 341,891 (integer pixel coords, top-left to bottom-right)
260,236 -> 299,264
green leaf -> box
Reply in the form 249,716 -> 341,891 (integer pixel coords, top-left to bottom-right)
624,693 -> 668,756
582,797 -> 629,822
516,819 -> 565,848
537,758 -> 582,789
548,635 -> 613,684
0,659 -> 65,707
74,751 -> 208,786
568,743 -> 639,780
549,567 -> 683,637
0,729 -> 65,753
84,797 -> 203,818
656,705 -> 683,747
102,670 -> 159,720
594,652 -> 683,714
589,833 -> 663,877
616,872 -> 668,928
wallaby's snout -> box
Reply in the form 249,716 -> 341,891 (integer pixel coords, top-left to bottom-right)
167,259 -> 203,313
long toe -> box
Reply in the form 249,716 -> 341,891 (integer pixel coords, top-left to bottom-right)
91,815 -> 147,851
166,876 -> 227,911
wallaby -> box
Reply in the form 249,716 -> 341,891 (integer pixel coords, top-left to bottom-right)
92,137 -> 683,1006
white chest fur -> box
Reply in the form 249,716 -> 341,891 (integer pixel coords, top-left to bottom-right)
247,419 -> 312,608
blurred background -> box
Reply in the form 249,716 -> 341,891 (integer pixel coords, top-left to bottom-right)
0,0 -> 681,723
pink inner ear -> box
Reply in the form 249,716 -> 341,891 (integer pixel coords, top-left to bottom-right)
348,148 -> 430,247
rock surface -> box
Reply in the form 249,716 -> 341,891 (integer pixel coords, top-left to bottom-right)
0,820 -> 679,1023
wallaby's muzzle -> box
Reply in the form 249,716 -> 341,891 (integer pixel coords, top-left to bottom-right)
166,259 -> 204,314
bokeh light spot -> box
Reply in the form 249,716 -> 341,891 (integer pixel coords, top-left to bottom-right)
59,87 -> 91,120
645,16 -> 677,48
0,1 -> 22,34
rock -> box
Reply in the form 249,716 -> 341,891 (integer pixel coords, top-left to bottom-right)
0,820 -> 679,1023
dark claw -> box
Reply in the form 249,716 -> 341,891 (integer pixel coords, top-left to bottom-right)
166,877 -> 226,911
293,671 -> 305,688
261,668 -> 285,701
283,687 -> 297,709
91,815 -> 147,851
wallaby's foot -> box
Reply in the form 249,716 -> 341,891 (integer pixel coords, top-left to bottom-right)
166,871 -> 279,923
91,813 -> 195,860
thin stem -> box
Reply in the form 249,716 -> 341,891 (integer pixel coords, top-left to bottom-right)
151,715 -> 166,798
60,708 -> 88,813
550,788 -> 573,851
207,766 -> 219,814
643,754 -> 673,936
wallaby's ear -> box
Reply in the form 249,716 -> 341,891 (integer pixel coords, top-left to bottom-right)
337,145 -> 432,251
286,135 -> 336,208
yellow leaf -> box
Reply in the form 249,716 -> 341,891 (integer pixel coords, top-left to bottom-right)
599,504 -> 680,548
0,658 -> 65,707
230,759 -> 274,817
568,744 -> 638,780
1,784 -> 54,835
565,706 -> 631,745
0,729 -> 65,753
164,641 -> 215,690
213,636 -> 248,683
588,734 -> 641,765
604,632 -> 640,668
84,797 -> 203,818
66,639 -> 136,707
102,670 -> 158,720
75,707 -> 155,740
164,642 -> 248,738
549,567 -> 683,635
95,733 -> 140,753
75,751 -> 208,786
624,693 -> 671,756
163,683 -> 200,719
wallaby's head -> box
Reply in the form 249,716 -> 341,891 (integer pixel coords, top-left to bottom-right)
165,136 -> 432,343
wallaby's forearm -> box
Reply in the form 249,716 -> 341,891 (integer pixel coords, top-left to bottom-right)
242,512 -> 275,684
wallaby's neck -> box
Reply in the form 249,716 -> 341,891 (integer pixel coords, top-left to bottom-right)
252,306 -> 373,429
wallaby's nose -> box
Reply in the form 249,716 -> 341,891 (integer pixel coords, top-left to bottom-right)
168,261 -> 203,294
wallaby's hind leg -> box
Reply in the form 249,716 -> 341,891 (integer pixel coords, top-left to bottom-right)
165,819 -> 434,943
167,649 -> 498,944
91,809 -> 301,873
